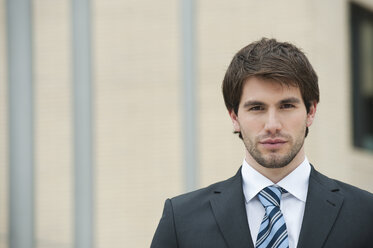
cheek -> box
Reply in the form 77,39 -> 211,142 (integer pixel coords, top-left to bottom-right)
240,119 -> 262,135
288,116 -> 308,133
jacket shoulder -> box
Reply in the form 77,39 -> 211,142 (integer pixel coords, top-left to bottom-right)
334,179 -> 373,205
312,168 -> 373,209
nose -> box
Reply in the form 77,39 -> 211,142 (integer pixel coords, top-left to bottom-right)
264,110 -> 282,134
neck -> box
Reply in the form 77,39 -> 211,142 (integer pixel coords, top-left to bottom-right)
245,149 -> 305,183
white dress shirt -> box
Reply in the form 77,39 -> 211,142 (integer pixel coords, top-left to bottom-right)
241,157 -> 311,248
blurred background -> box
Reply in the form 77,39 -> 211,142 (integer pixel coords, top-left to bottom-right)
1,0 -> 373,247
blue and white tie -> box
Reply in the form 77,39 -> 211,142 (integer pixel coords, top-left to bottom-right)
255,186 -> 289,248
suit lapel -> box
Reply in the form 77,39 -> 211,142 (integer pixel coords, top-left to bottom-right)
297,167 -> 344,248
210,168 -> 254,248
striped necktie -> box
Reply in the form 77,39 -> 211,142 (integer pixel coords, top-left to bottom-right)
255,186 -> 289,248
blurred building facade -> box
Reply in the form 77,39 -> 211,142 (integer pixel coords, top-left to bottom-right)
1,0 -> 373,247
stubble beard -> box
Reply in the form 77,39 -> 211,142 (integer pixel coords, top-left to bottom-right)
243,127 -> 306,169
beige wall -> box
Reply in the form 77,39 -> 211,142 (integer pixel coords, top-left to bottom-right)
34,0 -> 73,247
93,0 -> 183,247
1,0 -> 373,247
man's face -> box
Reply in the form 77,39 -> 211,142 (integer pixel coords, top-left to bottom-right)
229,77 -> 316,169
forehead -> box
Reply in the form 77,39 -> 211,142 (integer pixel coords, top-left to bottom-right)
240,77 -> 303,103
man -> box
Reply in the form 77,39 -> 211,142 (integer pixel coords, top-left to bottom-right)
151,38 -> 373,248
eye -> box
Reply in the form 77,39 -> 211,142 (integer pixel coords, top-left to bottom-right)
249,105 -> 264,111
281,103 -> 295,109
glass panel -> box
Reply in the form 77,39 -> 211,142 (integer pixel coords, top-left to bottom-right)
359,17 -> 373,150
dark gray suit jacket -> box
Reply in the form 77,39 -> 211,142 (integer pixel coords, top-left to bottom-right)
151,166 -> 373,248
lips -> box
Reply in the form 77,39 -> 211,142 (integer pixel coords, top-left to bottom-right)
259,139 -> 287,149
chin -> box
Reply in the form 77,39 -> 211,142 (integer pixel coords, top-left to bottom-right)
258,155 -> 293,169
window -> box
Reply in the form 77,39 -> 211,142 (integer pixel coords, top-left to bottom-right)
351,3 -> 373,151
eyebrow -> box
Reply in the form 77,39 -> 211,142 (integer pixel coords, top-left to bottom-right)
279,97 -> 301,105
242,97 -> 302,108
242,100 -> 265,108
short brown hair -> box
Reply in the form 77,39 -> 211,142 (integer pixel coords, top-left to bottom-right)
222,38 -> 319,115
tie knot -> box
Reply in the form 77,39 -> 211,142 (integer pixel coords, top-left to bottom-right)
258,186 -> 285,208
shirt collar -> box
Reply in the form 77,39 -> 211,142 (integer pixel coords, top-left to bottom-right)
242,157 -> 311,203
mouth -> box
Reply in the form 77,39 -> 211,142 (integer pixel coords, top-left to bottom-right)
259,139 -> 287,150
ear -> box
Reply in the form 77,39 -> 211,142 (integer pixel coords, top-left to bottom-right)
229,110 -> 241,132
306,101 -> 317,127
